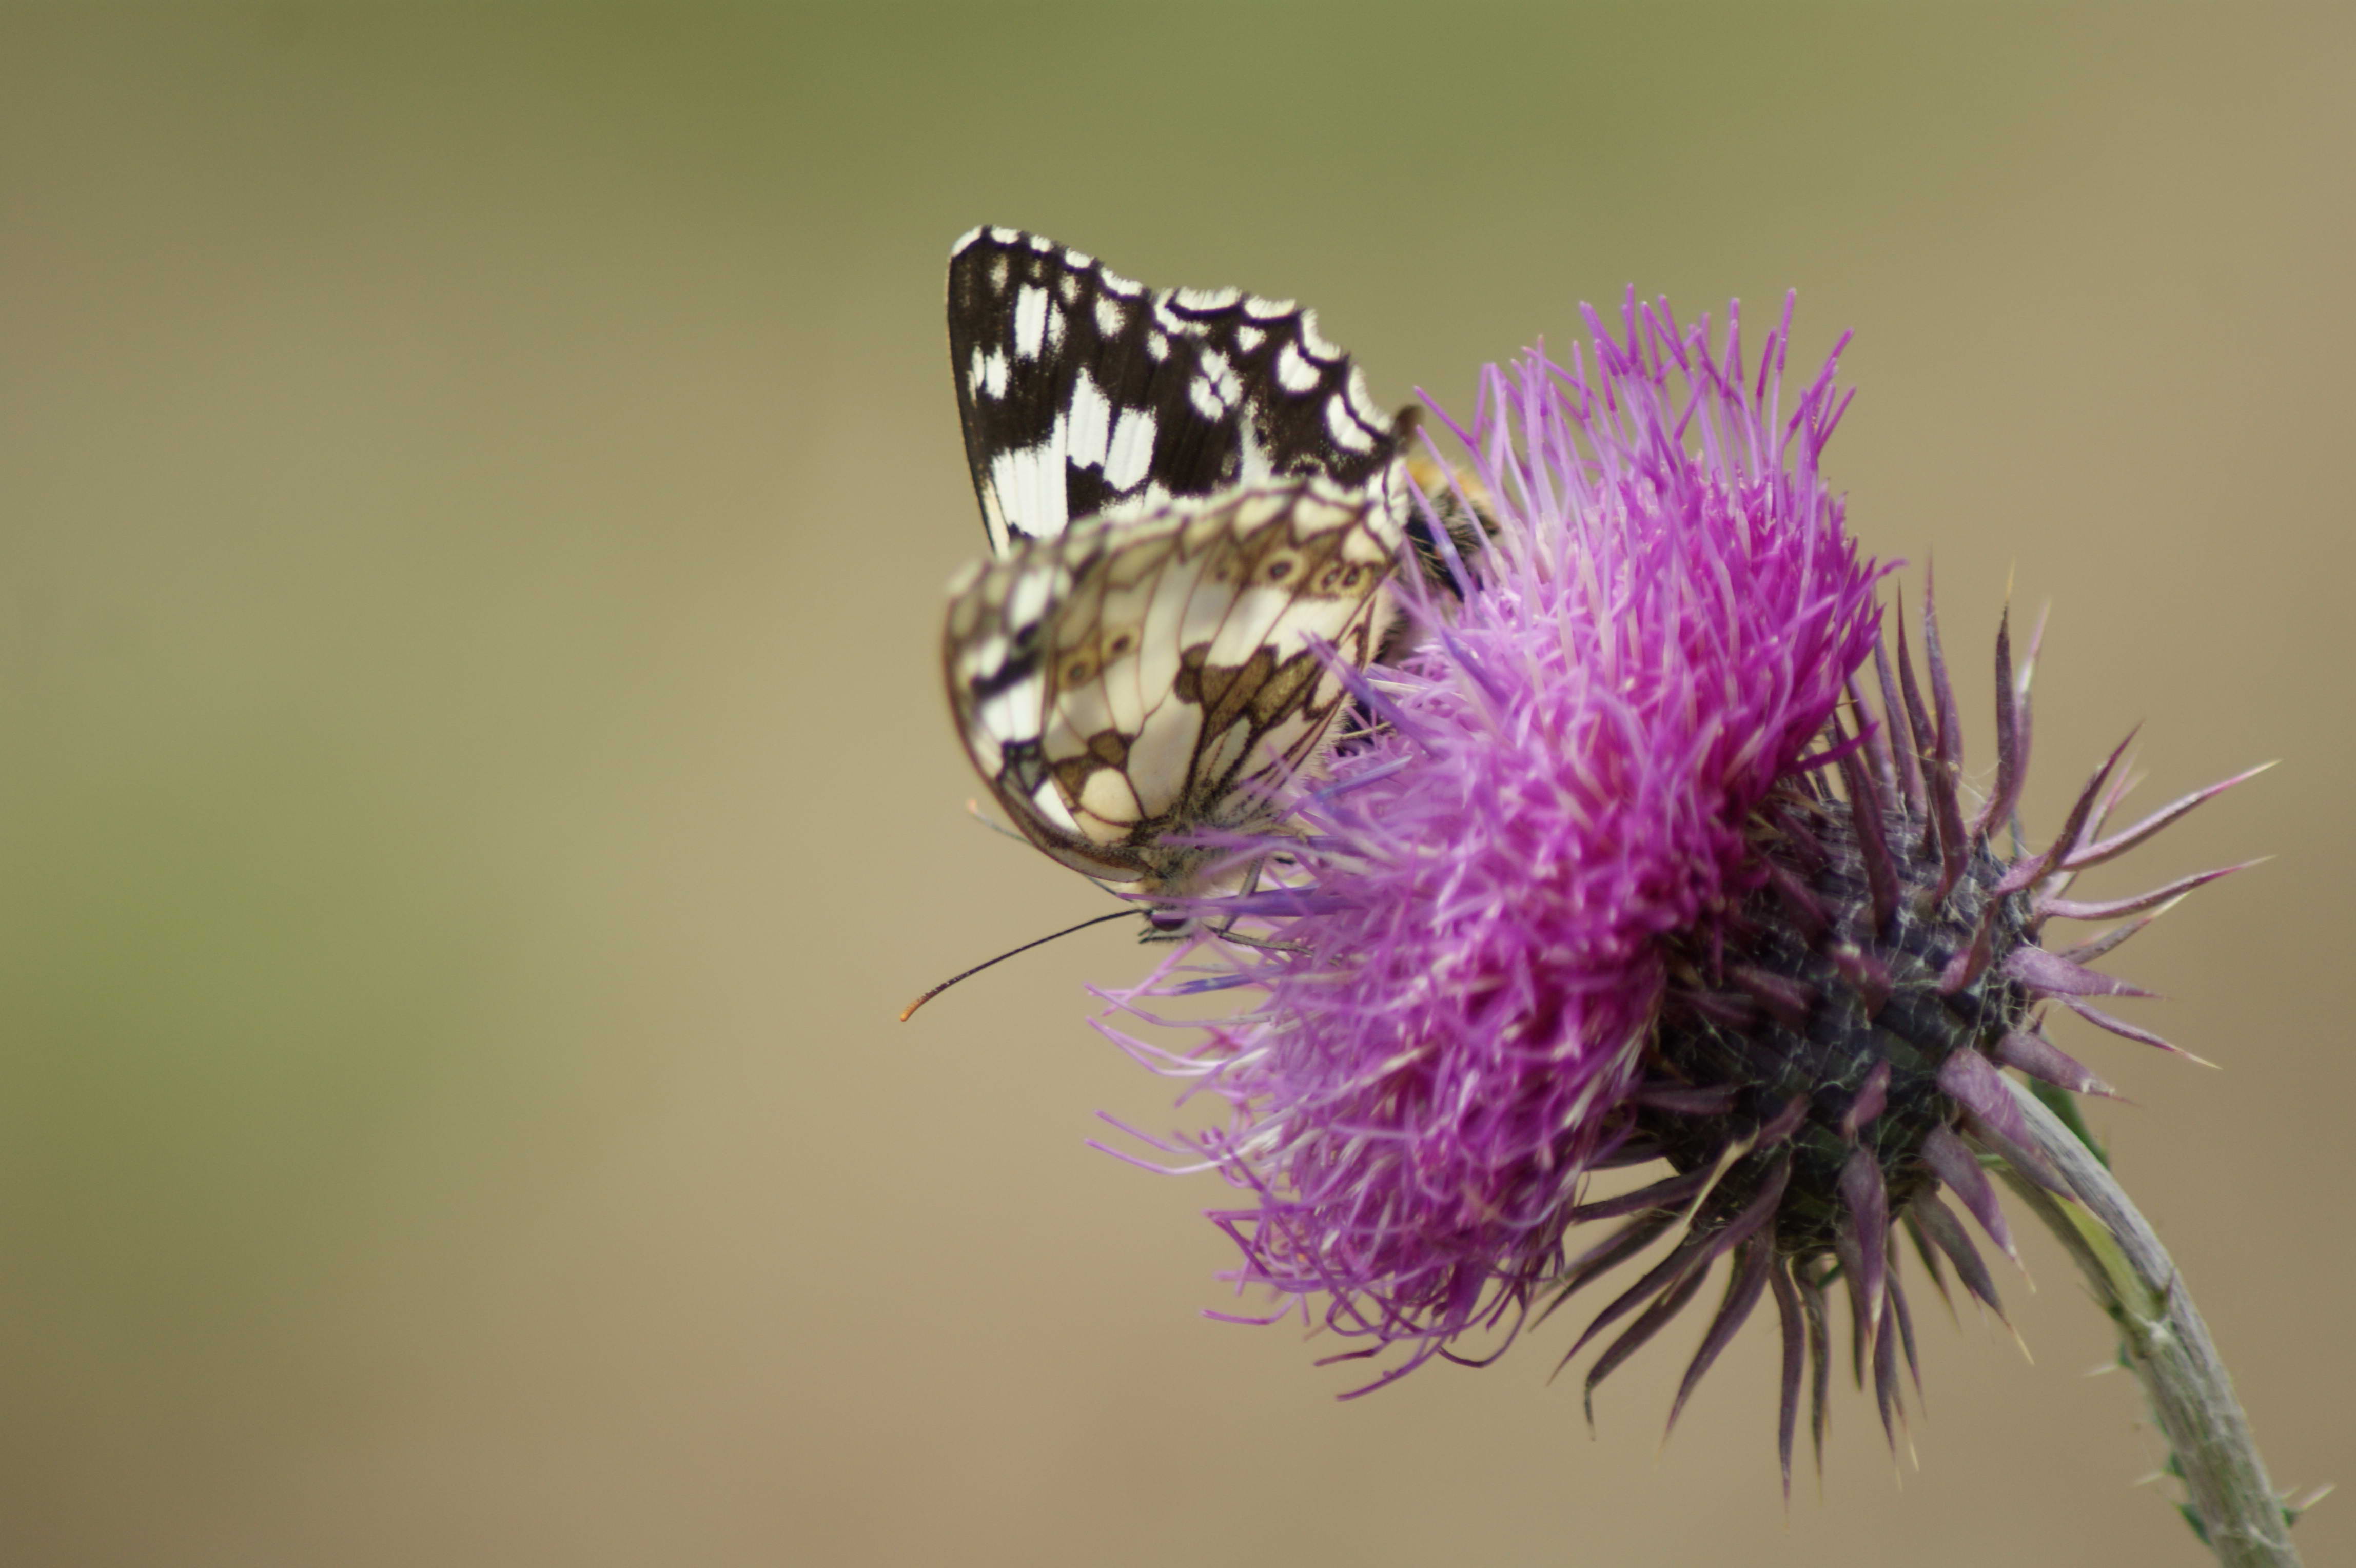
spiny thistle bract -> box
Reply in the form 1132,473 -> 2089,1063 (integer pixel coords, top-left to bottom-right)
1096,295 -> 2259,1488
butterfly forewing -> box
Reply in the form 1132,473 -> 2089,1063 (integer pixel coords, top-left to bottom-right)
948,226 -> 1400,555
945,479 -> 1400,898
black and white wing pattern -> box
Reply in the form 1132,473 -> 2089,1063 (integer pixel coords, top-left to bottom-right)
947,225 -> 1401,555
943,478 -> 1400,909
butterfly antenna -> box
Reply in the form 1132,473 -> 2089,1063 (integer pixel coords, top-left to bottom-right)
898,908 -> 1148,1022
963,798 -> 1033,847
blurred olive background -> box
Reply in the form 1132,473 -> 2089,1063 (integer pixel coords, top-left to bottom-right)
2,5 -> 2349,1564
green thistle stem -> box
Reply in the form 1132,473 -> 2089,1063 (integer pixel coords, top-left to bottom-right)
1995,1077 -> 2301,1567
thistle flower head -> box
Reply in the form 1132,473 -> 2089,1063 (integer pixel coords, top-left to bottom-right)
1101,296 -> 2257,1478
1106,297 -> 1880,1371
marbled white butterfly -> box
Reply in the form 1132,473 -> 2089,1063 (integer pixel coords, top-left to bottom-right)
940,227 -> 1434,927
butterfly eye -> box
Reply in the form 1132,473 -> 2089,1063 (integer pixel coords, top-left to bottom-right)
1064,654 -> 1096,684
1262,556 -> 1297,583
1106,633 -> 1134,659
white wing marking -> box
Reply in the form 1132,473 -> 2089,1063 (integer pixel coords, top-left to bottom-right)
1325,392 -> 1378,454
1005,558 -> 1062,630
1076,768 -> 1143,834
1030,778 -> 1079,832
1177,546 -> 1244,650
1132,543 -> 1194,734
1065,369 -> 1112,471
1006,440 -> 1068,540
1200,348 -> 1242,408
1298,311 -> 1341,361
1049,682 -> 1111,759
1174,286 -> 1241,311
957,632 -> 1009,682
1123,701 -> 1202,818
1044,597 -> 1112,751
1233,416 -> 1271,485
1208,583 -> 1296,669
1275,340 -> 1320,393
1103,407 -> 1156,489
1013,286 -> 1050,359
1093,577 -> 1157,738
976,677 -> 1043,748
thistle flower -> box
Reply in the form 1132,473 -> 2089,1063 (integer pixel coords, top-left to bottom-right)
1098,295 -> 2260,1487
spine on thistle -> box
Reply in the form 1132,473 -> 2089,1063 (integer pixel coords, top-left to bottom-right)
1599,584 -> 2262,1492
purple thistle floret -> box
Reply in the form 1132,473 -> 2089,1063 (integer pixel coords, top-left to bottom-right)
1100,296 -> 1886,1387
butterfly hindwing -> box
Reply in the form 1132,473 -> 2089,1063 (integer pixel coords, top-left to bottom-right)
944,479 -> 1400,897
947,226 -> 1400,555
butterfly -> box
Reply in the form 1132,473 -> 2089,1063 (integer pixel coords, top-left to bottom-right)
939,226 -> 1447,925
